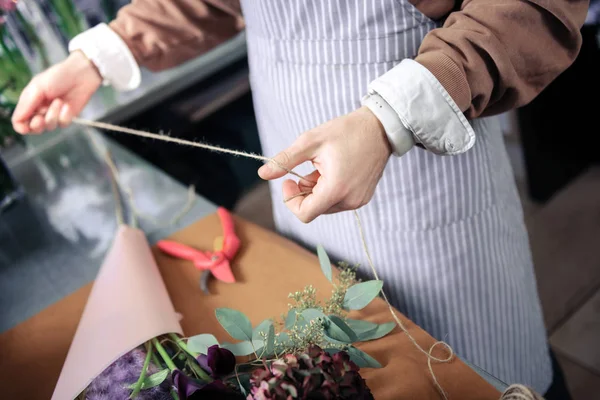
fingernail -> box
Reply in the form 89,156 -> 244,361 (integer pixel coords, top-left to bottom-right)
58,104 -> 70,126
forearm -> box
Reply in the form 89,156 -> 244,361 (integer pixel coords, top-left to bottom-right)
109,0 -> 244,71
416,0 -> 589,118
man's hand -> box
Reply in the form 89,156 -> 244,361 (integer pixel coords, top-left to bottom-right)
12,51 -> 102,134
258,106 -> 393,223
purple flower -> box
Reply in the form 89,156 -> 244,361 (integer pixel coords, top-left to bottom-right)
87,347 -> 171,400
172,370 -> 244,400
172,370 -> 205,399
197,345 -> 236,378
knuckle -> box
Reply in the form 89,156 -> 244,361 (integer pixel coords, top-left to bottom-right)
278,150 -> 292,167
299,130 -> 319,148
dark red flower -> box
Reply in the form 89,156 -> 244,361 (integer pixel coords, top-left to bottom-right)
173,370 -> 244,400
249,345 -> 374,400
197,345 -> 236,378
172,370 -> 204,400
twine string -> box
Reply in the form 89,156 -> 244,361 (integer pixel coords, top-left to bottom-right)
74,118 -> 454,399
84,126 -> 196,229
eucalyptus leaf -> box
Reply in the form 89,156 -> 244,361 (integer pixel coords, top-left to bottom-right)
221,340 -> 264,356
359,322 -> 396,341
275,332 -> 292,351
187,334 -> 219,354
300,308 -> 327,324
285,309 -> 297,329
277,332 -> 291,344
126,369 -> 169,390
345,319 -> 396,341
265,325 -> 275,356
253,319 -> 273,340
343,281 -> 383,310
324,315 -> 358,343
317,245 -> 333,282
345,319 -> 378,337
215,308 -> 253,341
324,348 -> 343,356
347,346 -> 382,368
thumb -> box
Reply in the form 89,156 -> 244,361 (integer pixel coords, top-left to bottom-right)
258,134 -> 318,180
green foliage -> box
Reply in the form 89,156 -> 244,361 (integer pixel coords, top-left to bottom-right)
343,280 -> 384,310
323,263 -> 359,316
317,244 -> 333,282
346,319 -> 396,341
221,340 -> 264,356
126,369 -> 169,391
215,308 -> 253,342
187,334 -> 219,354
207,246 -> 392,370
347,346 -> 382,368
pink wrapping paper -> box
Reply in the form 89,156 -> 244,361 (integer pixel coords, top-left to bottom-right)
51,225 -> 183,400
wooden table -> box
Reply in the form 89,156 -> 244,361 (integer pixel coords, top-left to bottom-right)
0,213 -> 501,400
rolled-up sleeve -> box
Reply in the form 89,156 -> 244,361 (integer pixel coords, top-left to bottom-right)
367,0 -> 589,155
416,0 -> 589,118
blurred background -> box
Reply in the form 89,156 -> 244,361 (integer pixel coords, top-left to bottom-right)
0,1 -> 599,398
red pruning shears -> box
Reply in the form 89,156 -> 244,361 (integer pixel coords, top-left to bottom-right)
156,207 -> 240,294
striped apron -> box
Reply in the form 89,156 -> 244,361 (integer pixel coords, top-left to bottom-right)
240,0 -> 552,392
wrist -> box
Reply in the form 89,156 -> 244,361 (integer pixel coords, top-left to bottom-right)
69,23 -> 141,91
357,106 -> 393,157
361,93 -> 415,157
69,50 -> 103,87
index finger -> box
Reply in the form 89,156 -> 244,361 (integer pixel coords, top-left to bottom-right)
282,178 -> 338,223
12,81 -> 47,134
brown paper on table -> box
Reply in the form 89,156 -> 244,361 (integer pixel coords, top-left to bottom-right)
51,226 -> 182,400
0,213 -> 500,400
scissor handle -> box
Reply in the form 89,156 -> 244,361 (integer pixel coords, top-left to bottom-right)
217,207 -> 241,259
157,240 -> 207,261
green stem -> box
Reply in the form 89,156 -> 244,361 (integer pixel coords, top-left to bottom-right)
168,333 -> 199,357
129,341 -> 153,399
152,338 -> 177,371
189,359 -> 212,382
150,351 -> 162,369
168,333 -> 212,382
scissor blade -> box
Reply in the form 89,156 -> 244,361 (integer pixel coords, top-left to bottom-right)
200,270 -> 211,295
210,260 -> 236,283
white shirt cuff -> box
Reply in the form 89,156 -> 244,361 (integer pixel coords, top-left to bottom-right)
361,92 -> 415,157
69,23 -> 141,92
367,59 -> 475,155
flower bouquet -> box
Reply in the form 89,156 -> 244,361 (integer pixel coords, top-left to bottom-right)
60,222 -> 393,400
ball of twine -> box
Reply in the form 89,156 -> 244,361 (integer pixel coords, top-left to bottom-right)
500,384 -> 545,400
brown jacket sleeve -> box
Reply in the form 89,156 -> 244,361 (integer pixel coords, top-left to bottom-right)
415,0 -> 589,118
109,0 -> 244,72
